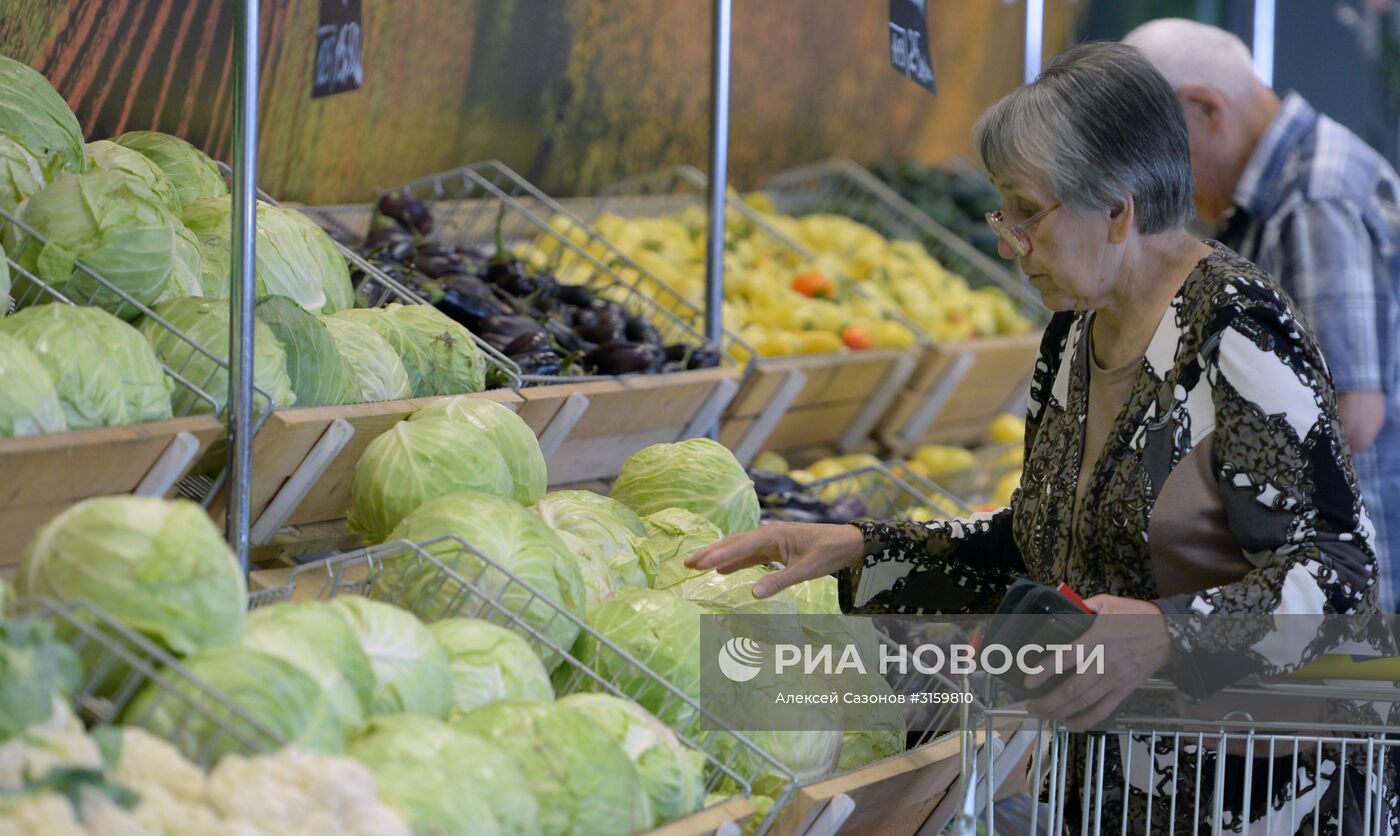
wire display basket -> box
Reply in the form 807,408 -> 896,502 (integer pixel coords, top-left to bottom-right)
762,159 -> 1046,324
9,596 -> 283,768
300,161 -> 739,386
804,462 -> 971,523
251,535 -> 805,833
211,161 -> 523,391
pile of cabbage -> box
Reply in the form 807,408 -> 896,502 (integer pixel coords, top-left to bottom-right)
0,54 -> 488,438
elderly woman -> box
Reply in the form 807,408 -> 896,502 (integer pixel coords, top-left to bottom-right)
689,43 -> 1392,833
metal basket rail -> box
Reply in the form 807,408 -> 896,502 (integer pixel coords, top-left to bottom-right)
588,164 -> 933,355
9,596 -> 284,768
955,674 -> 1400,836
388,160 -> 744,384
762,159 -> 1047,323
251,536 -> 803,833
208,162 -> 524,392
804,462 -> 972,522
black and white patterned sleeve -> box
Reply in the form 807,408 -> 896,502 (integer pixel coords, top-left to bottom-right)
1156,287 -> 1382,695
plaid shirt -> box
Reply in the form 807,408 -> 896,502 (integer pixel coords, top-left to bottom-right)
1221,92 -> 1400,613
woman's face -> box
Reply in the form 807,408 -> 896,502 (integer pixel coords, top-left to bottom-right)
993,178 -> 1122,312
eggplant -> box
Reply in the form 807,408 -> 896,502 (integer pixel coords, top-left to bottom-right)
514,349 -> 564,376
365,227 -> 416,262
663,344 -> 689,364
479,332 -> 518,353
585,342 -> 664,375
762,508 -> 829,525
377,191 -> 434,235
435,287 -> 508,328
577,320 -> 624,345
624,316 -> 664,346
478,314 -> 545,339
503,331 -> 552,357
750,470 -> 806,496
827,496 -> 871,523
482,259 -> 539,296
686,343 -> 723,369
541,315 -> 588,353
415,253 -> 469,278
416,242 -> 454,259
551,283 -> 596,308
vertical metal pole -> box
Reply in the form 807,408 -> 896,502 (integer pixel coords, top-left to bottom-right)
705,0 -> 732,348
227,0 -> 259,573
1024,0 -> 1045,84
1252,0 -> 1276,87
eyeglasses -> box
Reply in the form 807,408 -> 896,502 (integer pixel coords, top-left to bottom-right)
985,202 -> 1062,258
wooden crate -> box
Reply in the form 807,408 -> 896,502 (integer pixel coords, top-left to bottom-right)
519,366 -> 740,485
0,416 -> 224,571
720,350 -> 917,464
877,333 -> 1040,452
646,797 -> 756,836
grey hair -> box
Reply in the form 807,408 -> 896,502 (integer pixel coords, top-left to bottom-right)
973,41 -> 1194,234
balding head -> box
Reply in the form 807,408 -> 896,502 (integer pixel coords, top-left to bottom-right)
1123,18 -> 1263,102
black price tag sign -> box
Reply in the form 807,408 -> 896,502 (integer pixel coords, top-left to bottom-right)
313,0 -> 363,98
888,0 -> 936,94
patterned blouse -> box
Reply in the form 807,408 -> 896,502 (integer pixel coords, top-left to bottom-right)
837,244 -> 1394,832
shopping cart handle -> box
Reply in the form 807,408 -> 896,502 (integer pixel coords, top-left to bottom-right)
1286,654 -> 1400,681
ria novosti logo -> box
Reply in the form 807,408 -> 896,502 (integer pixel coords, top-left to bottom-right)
717,637 -> 765,682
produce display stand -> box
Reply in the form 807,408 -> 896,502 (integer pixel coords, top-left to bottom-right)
558,164 -> 926,462
250,536 -> 802,834
12,596 -> 282,766
803,462 -> 971,522
0,211 -> 275,571
761,160 -> 1046,450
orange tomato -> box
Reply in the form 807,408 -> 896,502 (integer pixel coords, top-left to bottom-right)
791,271 -> 835,299
840,325 -> 872,350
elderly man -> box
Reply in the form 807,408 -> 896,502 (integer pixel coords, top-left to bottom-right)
1126,18 -> 1400,613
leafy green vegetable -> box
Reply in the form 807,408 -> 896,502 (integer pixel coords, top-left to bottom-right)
333,304 -> 484,397
411,396 -> 545,504
15,169 -> 180,319
326,596 -> 452,719
533,490 -> 648,588
558,693 -> 705,826
667,566 -> 797,616
16,495 -> 246,656
453,699 -> 652,836
158,222 -> 205,302
0,304 -> 173,428
0,56 -> 85,178
183,198 -> 354,315
0,330 -> 67,437
637,508 -> 723,588
791,576 -> 840,615
140,296 -> 295,415
0,134 -> 45,217
0,618 -> 80,743
126,645 -> 345,762
380,492 -> 586,669
428,618 -> 553,718
241,602 -> 375,737
320,314 -> 412,403
348,416 -> 515,544
255,296 -> 357,407
347,713 -> 537,836
572,587 -> 702,728
612,438 -> 760,536
84,140 -> 180,213
112,131 -> 227,206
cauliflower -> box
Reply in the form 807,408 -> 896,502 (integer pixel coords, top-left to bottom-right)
75,787 -> 147,836
126,782 -> 233,836
209,749 -> 409,836
106,728 -> 206,806
0,702 -> 101,790
0,792 -> 84,836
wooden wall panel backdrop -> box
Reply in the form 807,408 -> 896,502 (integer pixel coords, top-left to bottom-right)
0,1 -> 1078,204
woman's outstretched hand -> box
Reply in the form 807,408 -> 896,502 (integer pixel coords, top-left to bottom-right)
683,522 -> 866,600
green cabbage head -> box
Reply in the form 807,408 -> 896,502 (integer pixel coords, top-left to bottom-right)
0,330 -> 67,437
428,618 -> 554,718
16,496 -> 245,656
241,601 -> 374,737
637,508 -> 723,588
348,415 -> 514,544
0,304 -> 173,428
452,699 -> 652,836
0,135 -> 45,217
184,198 -> 354,315
612,438 -> 760,536
112,131 -> 228,206
16,169 -> 180,319
0,56 -> 84,178
158,223 -> 204,302
347,713 -> 537,836
411,396 -> 545,504
558,693 -> 705,826
533,490 -> 648,588
326,596 -> 452,719
380,492 -> 586,669
333,304 -> 484,397
140,296 -> 295,415
320,314 -> 411,402
255,296 -> 357,407
126,645 -> 345,764
85,140 -> 180,213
